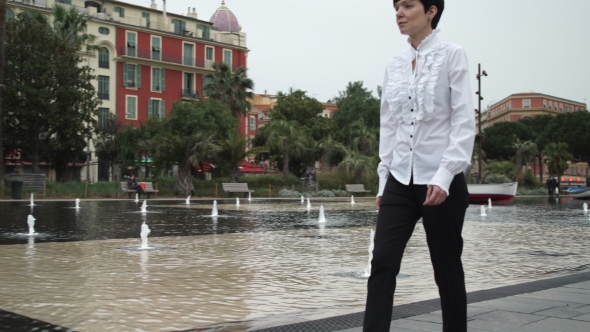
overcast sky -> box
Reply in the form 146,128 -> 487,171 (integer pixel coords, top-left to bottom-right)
124,0 -> 590,108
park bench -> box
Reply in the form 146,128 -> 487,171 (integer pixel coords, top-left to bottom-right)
11,174 -> 46,192
120,181 -> 159,199
222,183 -> 254,197
345,184 -> 371,196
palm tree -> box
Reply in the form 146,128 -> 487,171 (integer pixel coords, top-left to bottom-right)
294,135 -> 324,192
218,131 -> 266,183
151,132 -> 219,195
203,63 -> 254,119
350,118 -> 378,156
318,134 -> 346,171
32,4 -> 98,51
338,150 -> 375,184
543,142 -> 573,179
265,120 -> 301,182
509,138 -> 538,180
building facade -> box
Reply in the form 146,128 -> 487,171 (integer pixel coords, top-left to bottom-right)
5,0 -> 249,182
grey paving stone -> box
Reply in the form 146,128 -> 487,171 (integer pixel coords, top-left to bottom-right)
470,296 -> 569,314
471,310 -> 546,325
532,303 -> 590,318
389,318 -> 442,331
519,290 -> 590,305
405,312 -> 441,324
564,281 -> 590,290
526,316 -> 590,332
430,306 -> 495,318
468,318 -> 560,332
570,311 -> 590,322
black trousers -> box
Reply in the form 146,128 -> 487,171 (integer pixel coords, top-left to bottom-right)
363,174 -> 469,332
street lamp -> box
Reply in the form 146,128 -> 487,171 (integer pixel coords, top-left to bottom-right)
475,64 -> 488,184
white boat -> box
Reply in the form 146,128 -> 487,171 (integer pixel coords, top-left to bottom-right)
467,182 -> 518,203
568,187 -> 590,199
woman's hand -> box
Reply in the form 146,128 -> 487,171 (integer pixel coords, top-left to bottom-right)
376,196 -> 382,210
423,185 -> 446,206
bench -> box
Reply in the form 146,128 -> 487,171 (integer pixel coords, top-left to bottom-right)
120,181 -> 159,199
11,174 -> 46,192
345,184 -> 371,196
222,183 -> 254,197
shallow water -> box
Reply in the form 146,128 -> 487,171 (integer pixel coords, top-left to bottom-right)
0,197 -> 588,331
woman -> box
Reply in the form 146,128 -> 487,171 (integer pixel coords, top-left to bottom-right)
363,1 -> 475,331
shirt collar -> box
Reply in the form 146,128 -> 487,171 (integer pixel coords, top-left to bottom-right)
407,29 -> 441,54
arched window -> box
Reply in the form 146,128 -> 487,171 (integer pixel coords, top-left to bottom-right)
98,48 -> 109,69
98,27 -> 110,35
6,8 -> 15,20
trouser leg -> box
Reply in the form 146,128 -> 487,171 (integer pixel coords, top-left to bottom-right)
418,174 -> 469,332
363,175 -> 421,332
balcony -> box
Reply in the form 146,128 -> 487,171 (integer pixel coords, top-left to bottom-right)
119,47 -> 206,69
182,90 -> 199,99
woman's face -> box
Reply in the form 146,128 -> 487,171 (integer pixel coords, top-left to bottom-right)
394,0 -> 435,37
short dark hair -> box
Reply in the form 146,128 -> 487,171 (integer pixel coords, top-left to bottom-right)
394,0 -> 445,29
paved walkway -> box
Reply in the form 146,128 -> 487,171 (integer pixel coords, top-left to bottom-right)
249,271 -> 590,332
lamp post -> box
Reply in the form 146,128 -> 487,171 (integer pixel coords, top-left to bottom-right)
475,64 -> 488,184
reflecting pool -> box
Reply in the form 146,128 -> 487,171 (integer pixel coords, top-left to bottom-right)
0,197 -> 589,331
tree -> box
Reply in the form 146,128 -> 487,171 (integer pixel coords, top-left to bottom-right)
333,82 -> 380,144
482,121 -> 533,161
338,150 -> 375,184
202,63 -> 254,118
95,115 -> 121,181
543,142 -> 573,179
509,138 -> 538,180
350,118 -> 378,156
217,131 -> 266,183
270,89 -> 324,127
517,115 -> 553,182
31,4 -> 98,51
294,135 -> 323,192
542,112 -> 590,164
0,0 -> 7,183
317,134 -> 346,171
264,120 -> 302,182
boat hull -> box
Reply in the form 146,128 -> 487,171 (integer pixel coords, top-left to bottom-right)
569,188 -> 590,199
467,182 -> 518,203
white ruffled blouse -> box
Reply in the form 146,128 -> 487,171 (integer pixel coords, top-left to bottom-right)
377,30 -> 475,196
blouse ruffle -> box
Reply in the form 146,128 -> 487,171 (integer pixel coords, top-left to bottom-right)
385,30 -> 448,124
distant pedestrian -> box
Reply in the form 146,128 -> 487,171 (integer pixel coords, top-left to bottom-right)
546,177 -> 555,196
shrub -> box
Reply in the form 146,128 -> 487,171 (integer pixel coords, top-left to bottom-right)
278,189 -> 301,197
484,174 -> 512,184
519,169 -> 541,189
316,190 -> 335,197
517,187 -> 547,195
332,190 -> 350,197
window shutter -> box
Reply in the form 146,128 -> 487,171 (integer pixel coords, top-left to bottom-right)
148,99 -> 153,117
161,69 -> 166,91
181,21 -> 186,33
152,68 -> 157,91
160,100 -> 166,118
121,8 -> 125,17
122,63 -> 127,87
136,65 -> 141,88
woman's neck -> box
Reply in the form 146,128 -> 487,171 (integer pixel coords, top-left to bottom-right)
409,27 -> 434,50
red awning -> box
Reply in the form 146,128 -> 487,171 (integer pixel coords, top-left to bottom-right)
239,161 -> 267,174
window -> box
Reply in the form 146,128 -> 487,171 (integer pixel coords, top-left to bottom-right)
549,101 -> 553,109
98,108 -> 110,128
152,68 -> 165,91
114,7 -> 125,18
126,32 -> 136,57
183,43 -> 194,66
223,49 -> 232,66
197,24 -> 210,39
172,19 -> 186,35
151,36 -> 161,60
98,48 -> 109,68
142,12 -> 150,27
56,0 -> 72,4
543,99 -> 547,108
206,47 -> 214,61
6,8 -> 14,20
85,1 -> 102,13
98,75 -> 109,99
98,27 -> 109,35
126,96 -> 137,119
148,99 -> 165,119
249,116 -> 256,130
123,63 -> 141,88
559,103 -> 563,111
203,76 -> 212,97
522,99 -> 530,108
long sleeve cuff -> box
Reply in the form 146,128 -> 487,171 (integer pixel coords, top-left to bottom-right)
377,177 -> 387,197
429,168 -> 455,196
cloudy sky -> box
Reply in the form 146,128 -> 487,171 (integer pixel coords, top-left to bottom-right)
124,0 -> 590,108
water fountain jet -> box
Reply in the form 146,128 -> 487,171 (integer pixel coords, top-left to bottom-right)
236,197 -> 240,207
27,215 -> 36,235
480,205 -> 487,217
186,196 -> 191,204
351,195 -> 355,205
134,193 -> 139,202
140,222 -> 151,249
307,198 -> 311,210
248,192 -> 252,201
30,193 -> 35,206
141,200 -> 148,213
75,198 -> 80,209
301,196 -> 304,204
318,205 -> 326,223
488,198 -> 492,209
583,203 -> 588,213
364,229 -> 375,277
212,200 -> 218,217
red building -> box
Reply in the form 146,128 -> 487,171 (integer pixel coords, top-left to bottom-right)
115,1 -> 248,127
